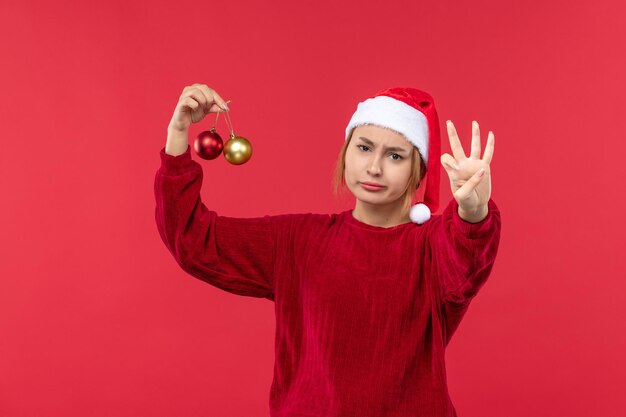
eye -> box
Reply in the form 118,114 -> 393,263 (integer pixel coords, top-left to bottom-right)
358,145 -> 403,160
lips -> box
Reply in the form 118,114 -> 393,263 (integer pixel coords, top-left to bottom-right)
361,181 -> 385,188
360,182 -> 386,191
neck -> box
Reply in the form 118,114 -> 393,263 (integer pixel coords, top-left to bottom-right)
352,199 -> 410,228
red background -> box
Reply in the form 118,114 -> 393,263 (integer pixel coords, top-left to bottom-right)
1,0 -> 625,416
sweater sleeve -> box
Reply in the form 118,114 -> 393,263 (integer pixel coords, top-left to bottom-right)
427,198 -> 502,305
154,144 -> 275,301
426,198 -> 501,343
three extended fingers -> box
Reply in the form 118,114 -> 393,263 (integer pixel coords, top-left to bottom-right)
446,120 -> 494,164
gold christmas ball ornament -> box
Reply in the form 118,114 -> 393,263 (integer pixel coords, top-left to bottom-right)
223,134 -> 253,165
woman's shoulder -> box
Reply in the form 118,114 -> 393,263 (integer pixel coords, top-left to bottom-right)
266,210 -> 348,231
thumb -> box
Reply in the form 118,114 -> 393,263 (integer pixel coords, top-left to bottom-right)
454,168 -> 486,200
440,153 -> 459,175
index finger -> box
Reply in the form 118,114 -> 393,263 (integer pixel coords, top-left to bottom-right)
446,120 -> 466,161
198,85 -> 229,111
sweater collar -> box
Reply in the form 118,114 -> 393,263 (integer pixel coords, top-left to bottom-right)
342,209 -> 414,232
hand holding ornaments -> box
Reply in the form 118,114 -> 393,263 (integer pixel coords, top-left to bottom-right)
167,84 -> 252,164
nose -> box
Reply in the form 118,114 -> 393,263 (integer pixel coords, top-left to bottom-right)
367,154 -> 383,176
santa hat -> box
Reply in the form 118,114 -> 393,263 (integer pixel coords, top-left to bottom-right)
344,87 -> 441,224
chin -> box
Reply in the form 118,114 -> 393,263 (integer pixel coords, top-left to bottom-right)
355,190 -> 391,205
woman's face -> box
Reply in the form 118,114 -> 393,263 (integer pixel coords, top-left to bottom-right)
344,124 -> 415,208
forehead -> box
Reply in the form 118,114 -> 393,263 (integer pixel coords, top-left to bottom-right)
352,124 -> 410,147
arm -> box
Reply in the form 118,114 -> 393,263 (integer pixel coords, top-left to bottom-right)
428,198 -> 501,304
426,198 -> 501,342
154,144 -> 275,301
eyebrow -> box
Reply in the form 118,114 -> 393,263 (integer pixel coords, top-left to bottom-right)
357,137 -> 409,153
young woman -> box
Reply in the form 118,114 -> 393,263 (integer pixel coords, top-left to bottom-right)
154,83 -> 501,417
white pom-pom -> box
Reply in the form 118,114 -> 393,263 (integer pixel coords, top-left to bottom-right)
409,203 -> 431,224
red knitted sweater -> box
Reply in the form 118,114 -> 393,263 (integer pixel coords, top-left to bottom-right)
154,145 -> 502,417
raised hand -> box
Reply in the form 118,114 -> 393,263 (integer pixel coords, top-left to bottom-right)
440,120 -> 495,222
165,83 -> 231,156
168,84 -> 230,133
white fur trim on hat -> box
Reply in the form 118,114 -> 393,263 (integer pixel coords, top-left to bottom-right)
345,95 -> 430,166
409,203 -> 431,224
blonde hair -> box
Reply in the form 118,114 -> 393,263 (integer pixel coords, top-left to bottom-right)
332,128 -> 427,218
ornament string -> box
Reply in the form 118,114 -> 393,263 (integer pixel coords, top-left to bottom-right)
213,109 -> 220,129
213,100 -> 232,129
222,101 -> 235,137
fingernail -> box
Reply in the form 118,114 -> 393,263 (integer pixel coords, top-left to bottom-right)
454,163 -> 460,170
478,168 -> 485,176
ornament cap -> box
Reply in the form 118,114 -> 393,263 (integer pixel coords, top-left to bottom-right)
409,203 -> 431,224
